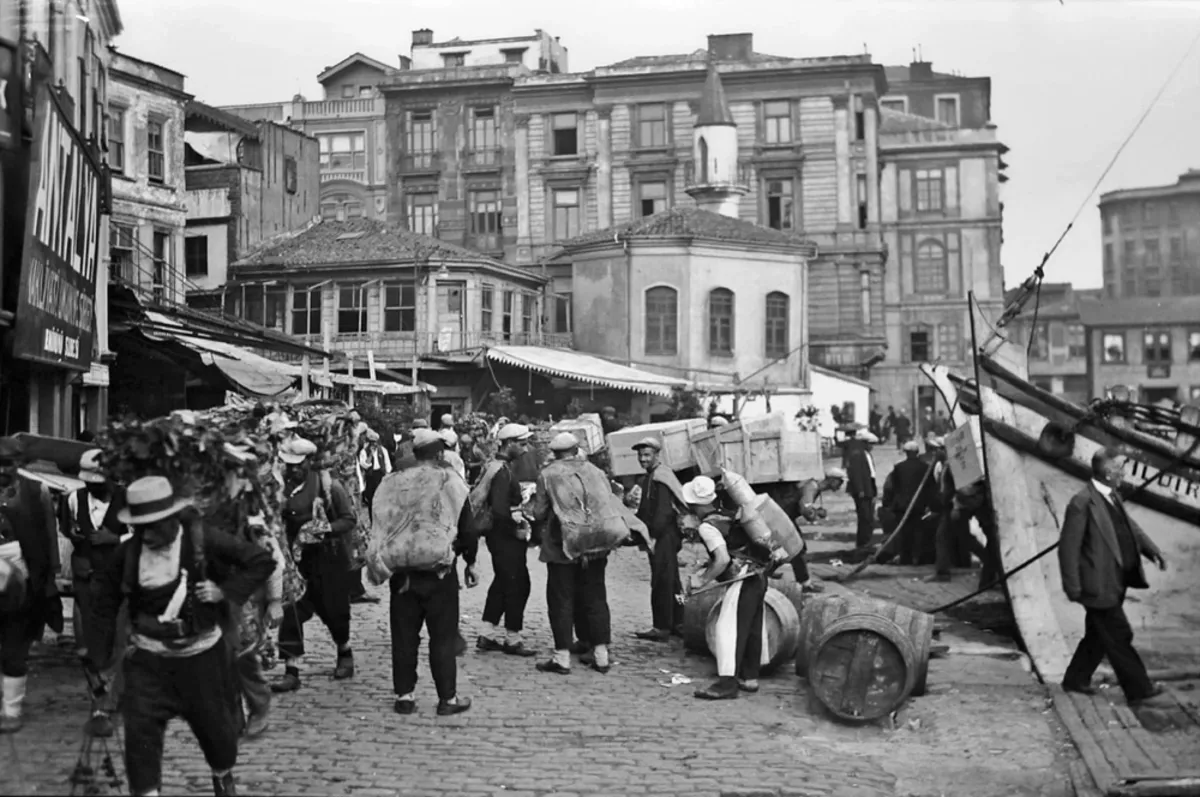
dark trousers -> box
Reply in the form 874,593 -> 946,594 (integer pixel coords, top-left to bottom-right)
790,556 -> 810,584
481,534 -> 531,633
936,506 -> 1002,586
1063,603 -> 1155,702
389,571 -> 459,701
546,558 -> 611,650
649,528 -> 683,631
854,495 -> 876,548
734,573 -> 768,681
123,641 -> 238,794
279,541 -> 352,660
0,608 -> 33,677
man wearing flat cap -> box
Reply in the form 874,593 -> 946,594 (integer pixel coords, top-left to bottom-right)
844,428 -> 880,550
476,423 -> 538,656
271,438 -> 360,693
878,440 -> 935,565
0,437 -> 57,735
630,437 -> 688,642
62,449 -> 129,737
89,476 -> 275,796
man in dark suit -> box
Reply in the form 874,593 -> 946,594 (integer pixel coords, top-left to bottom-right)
844,429 -> 879,549
877,441 -> 934,564
1058,447 -> 1170,706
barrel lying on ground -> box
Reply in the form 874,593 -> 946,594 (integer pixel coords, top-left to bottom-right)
680,585 -> 801,675
808,612 -> 919,723
795,593 -> 934,696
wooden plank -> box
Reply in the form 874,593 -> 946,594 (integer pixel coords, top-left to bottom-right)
1072,693 -> 1143,780
1068,758 -> 1104,797
1051,685 -> 1119,791
1109,778 -> 1200,797
1110,704 -> 1177,774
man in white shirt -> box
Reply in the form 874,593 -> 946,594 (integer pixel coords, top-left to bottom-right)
441,430 -> 466,482
352,429 -> 392,606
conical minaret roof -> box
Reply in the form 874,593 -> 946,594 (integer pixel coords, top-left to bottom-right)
696,59 -> 736,127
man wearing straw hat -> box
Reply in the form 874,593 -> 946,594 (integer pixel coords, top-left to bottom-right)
63,448 -> 129,738
88,475 -> 275,797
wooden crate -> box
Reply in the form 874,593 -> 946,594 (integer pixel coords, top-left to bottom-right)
945,417 -> 984,487
690,413 -> 823,484
549,413 -> 605,454
607,418 -> 708,477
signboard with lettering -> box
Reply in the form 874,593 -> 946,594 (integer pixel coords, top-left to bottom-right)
0,39 -> 18,150
945,417 -> 985,488
12,84 -> 101,371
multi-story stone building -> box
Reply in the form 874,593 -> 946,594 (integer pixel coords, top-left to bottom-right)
183,101 -> 321,306
380,30 -> 567,261
1099,169 -> 1200,298
1003,282 -> 1100,404
0,0 -> 123,435
875,59 -> 1007,430
107,51 -> 192,305
508,33 -> 889,382
222,53 -> 391,221
1079,295 -> 1200,406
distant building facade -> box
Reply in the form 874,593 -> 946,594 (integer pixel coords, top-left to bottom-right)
107,51 -> 192,305
222,53 -> 391,222
875,60 -> 1007,430
1099,169 -> 1200,298
1079,295 -> 1200,406
183,101 -> 320,305
1004,282 -> 1099,404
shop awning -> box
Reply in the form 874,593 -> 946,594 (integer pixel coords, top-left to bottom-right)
486,346 -> 689,397
311,372 -> 423,396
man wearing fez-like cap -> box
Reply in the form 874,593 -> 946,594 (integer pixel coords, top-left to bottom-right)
476,423 -> 538,656
89,475 -> 275,796
630,437 -> 688,643
271,437 -> 360,694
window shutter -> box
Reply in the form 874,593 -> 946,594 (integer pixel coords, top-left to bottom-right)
899,234 -> 914,295
135,122 -> 148,180
944,165 -> 959,211
755,101 -> 764,144
902,327 -> 912,363
899,170 -> 912,213
946,232 -> 961,296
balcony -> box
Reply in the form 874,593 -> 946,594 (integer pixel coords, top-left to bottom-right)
399,152 -> 441,174
299,97 -> 382,119
321,169 -> 367,184
683,160 -> 752,190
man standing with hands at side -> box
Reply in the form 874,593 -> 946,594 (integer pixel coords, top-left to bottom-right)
630,438 -> 687,643
1058,448 -> 1171,707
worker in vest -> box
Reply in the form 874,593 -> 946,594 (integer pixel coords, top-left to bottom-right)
0,436 -> 58,734
376,429 -> 478,716
88,476 -> 275,797
476,423 -> 537,657
530,433 -> 624,675
630,437 -> 687,642
63,449 -> 130,738
271,438 -> 360,693
681,475 -> 784,701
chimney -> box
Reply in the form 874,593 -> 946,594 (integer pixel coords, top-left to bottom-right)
909,60 -> 933,80
707,33 -> 753,62
412,29 -> 433,47
397,55 -> 412,71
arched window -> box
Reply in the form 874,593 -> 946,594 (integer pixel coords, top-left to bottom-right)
645,286 -> 678,356
914,239 -> 948,294
708,288 -> 734,355
698,137 -> 709,183
765,292 -> 789,358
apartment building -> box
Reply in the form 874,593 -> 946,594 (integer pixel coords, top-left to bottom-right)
1003,282 -> 1101,404
1099,169 -> 1200,298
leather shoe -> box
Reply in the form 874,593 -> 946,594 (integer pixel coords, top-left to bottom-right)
270,672 -> 300,693
476,636 -> 504,652
502,641 -> 537,657
634,629 -> 669,642
0,715 -> 23,734
243,712 -> 269,739
333,655 -> 355,680
1132,687 -> 1173,708
536,660 -> 571,675
393,699 -> 416,715
437,696 -> 472,716
1062,681 -> 1097,696
85,710 -> 114,738
589,661 -> 611,675
569,640 -> 591,655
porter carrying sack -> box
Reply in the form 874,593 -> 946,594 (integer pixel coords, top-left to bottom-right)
366,465 -> 468,583
468,460 -> 505,534
541,460 -> 630,560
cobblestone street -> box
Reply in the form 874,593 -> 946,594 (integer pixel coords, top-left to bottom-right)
2,529 -> 1079,797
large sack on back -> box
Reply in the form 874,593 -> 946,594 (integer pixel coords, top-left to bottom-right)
469,460 -> 505,534
367,464 -> 469,584
542,459 -> 631,559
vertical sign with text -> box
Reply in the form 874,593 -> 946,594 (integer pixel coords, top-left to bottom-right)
12,84 -> 101,371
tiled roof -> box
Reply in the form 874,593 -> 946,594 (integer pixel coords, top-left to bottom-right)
235,219 -> 504,268
1077,295 -> 1200,327
878,108 -> 952,134
604,48 -> 786,69
550,207 -> 817,254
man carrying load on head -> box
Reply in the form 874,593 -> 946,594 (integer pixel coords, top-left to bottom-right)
681,476 -> 783,701
630,437 -> 688,643
370,429 -> 477,717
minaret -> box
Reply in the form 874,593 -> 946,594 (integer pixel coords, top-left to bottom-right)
686,58 -> 747,218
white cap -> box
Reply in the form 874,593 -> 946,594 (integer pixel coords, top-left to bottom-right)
413,429 -> 444,450
682,476 -> 718,506
497,423 -> 532,442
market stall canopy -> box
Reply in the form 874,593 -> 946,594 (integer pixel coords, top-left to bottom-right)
311,372 -> 423,396
486,346 -> 689,397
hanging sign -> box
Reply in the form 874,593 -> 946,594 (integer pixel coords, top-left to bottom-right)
12,84 -> 101,371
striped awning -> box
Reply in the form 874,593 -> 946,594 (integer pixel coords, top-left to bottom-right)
486,346 -> 689,397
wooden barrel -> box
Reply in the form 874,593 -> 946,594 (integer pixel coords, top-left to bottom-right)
795,593 -> 934,696
808,613 -> 917,723
682,585 -> 801,675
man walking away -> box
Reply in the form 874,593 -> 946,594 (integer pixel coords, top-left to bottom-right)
477,424 -> 537,656
630,437 -> 687,642
893,412 -> 912,450
1058,448 -> 1171,707
530,433 -> 627,675
371,429 -> 477,716
90,477 -> 275,796
271,438 -> 359,692
845,429 -> 879,550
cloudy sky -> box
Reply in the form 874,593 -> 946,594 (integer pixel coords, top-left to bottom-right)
109,0 -> 1200,290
